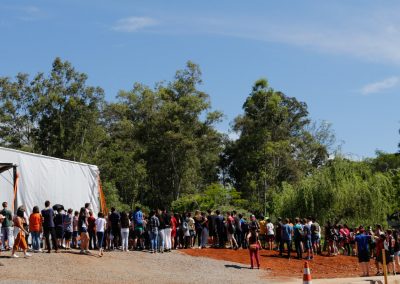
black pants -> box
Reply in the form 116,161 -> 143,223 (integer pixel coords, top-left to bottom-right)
217,230 -> 225,248
89,230 -> 97,249
195,228 -> 202,247
294,239 -> 302,259
43,227 -> 57,251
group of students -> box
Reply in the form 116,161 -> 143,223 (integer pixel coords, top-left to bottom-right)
3,200 -> 400,275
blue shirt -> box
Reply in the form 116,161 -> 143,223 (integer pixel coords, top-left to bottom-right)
134,210 -> 143,225
355,234 -> 370,252
281,224 -> 293,241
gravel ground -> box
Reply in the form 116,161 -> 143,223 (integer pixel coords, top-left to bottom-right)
0,249 -> 268,284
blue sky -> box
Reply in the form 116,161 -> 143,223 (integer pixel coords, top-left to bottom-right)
1,1 -> 399,158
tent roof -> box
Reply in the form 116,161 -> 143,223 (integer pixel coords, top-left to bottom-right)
0,163 -> 15,174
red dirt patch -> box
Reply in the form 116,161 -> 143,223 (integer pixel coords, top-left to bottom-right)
181,248 -> 380,279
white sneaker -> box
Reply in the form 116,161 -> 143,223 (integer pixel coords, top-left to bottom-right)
24,253 -> 32,257
11,254 -> 19,258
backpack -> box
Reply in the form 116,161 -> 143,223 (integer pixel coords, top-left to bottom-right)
182,220 -> 188,231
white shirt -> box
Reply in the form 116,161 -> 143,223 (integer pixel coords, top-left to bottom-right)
95,217 -> 106,233
266,222 -> 274,235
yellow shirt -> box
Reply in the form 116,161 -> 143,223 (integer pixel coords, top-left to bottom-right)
259,220 -> 266,234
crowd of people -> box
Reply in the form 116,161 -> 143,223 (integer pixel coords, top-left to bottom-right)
0,200 -> 399,274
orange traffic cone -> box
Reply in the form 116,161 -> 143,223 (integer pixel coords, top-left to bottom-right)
303,261 -> 312,284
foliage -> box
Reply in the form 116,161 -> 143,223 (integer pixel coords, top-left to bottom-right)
225,79 -> 329,214
171,183 -> 247,213
273,158 -> 396,227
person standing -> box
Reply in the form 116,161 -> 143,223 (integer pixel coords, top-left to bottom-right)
133,207 -> 144,250
11,206 -> 31,258
109,207 -> 121,250
303,218 -> 313,260
95,212 -> 106,256
54,208 -> 65,249
226,212 -> 238,249
215,210 -> 225,248
41,201 -> 58,253
258,215 -> 267,249
275,217 -> 282,251
247,224 -> 261,269
78,207 -> 89,254
163,209 -> 172,252
355,226 -> 371,277
200,212 -> 209,249
88,211 -> 97,250
293,218 -> 303,259
63,209 -> 73,250
266,218 -> 275,251
1,202 -> 13,250
280,218 -> 293,259
29,206 -> 42,252
232,211 -> 242,248
149,210 -> 160,253
311,217 -> 321,254
120,211 -> 130,252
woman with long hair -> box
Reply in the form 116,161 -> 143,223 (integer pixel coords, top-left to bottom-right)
11,206 -> 31,258
120,211 -> 130,252
78,207 -> 89,254
247,223 -> 261,269
29,206 -> 42,252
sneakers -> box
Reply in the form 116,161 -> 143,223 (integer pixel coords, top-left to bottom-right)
11,254 -> 19,258
24,253 -> 32,257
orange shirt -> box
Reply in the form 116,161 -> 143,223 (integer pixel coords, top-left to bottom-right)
29,213 -> 42,232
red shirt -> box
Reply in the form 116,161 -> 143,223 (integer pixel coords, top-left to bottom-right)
88,216 -> 96,231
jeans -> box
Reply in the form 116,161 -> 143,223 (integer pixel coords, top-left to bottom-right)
150,231 -> 158,251
31,231 -> 41,251
97,232 -> 104,249
164,228 -> 171,250
121,230 -> 129,251
195,228 -> 203,247
89,230 -> 97,250
280,240 -> 292,258
158,229 -> 165,251
201,228 -> 209,248
1,227 -> 13,249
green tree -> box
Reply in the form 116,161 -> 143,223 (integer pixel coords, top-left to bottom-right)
226,79 -> 328,214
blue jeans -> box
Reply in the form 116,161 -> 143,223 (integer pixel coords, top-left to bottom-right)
97,232 -> 104,249
31,231 -> 41,251
150,231 -> 158,251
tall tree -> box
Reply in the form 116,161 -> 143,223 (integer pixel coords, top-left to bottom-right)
226,79 -> 328,213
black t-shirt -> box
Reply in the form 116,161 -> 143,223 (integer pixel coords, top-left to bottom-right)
208,215 -> 216,232
41,208 -> 55,228
163,213 -> 171,228
54,213 -> 64,228
110,212 -> 120,228
158,214 -> 166,229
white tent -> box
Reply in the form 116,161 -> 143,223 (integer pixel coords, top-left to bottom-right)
0,146 -> 104,216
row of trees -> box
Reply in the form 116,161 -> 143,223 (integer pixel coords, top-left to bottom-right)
1,58 -> 399,226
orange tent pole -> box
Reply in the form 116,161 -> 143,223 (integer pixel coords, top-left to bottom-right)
12,170 -> 19,212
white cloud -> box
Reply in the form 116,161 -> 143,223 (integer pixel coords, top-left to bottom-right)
360,76 -> 400,95
112,17 -> 158,32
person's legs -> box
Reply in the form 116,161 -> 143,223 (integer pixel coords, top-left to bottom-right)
249,249 -> 254,268
279,239 -> 284,256
201,228 -> 209,248
97,231 -> 104,255
295,239 -> 302,259
122,231 -> 129,251
165,228 -> 172,250
287,241 -> 292,258
43,227 -> 51,252
50,228 -> 58,251
32,232 -> 40,251
255,248 -> 260,268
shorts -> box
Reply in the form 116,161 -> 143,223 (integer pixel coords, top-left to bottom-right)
134,226 -> 144,238
189,230 -> 195,237
304,239 -> 312,250
259,234 -> 266,241
73,231 -> 79,238
55,227 -> 64,239
266,235 -> 275,241
80,227 -> 88,234
64,231 -> 72,240
358,250 -> 370,263
376,251 -> 391,264
311,235 -> 320,244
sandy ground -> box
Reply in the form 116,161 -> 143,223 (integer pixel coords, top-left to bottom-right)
0,249 -> 267,284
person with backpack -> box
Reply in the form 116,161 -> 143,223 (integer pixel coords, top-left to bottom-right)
279,218 -> 293,259
303,217 -> 313,260
293,218 -> 304,259
310,217 -> 321,254
149,210 -> 160,253
226,212 -> 238,250
275,217 -> 282,251
133,207 -> 144,250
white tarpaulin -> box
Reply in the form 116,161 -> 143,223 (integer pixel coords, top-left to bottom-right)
0,147 -> 101,216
